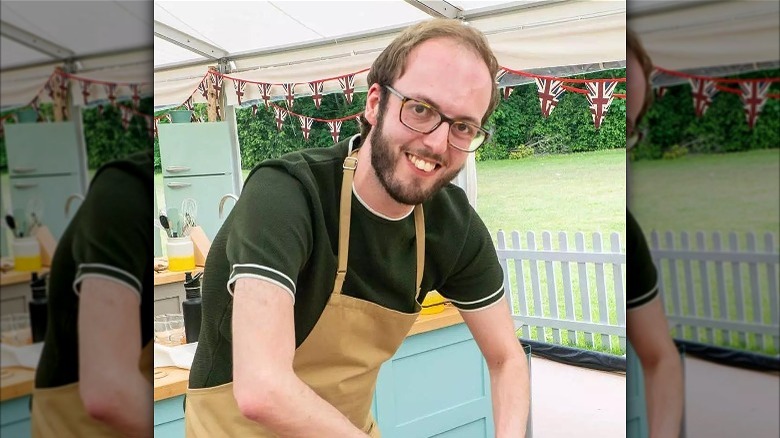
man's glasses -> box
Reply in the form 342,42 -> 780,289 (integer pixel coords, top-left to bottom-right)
384,85 -> 491,153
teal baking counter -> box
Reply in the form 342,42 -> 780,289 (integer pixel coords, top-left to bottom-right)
153,306 -> 497,438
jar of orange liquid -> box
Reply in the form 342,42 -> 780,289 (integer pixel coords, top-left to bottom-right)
166,236 -> 196,272
12,237 -> 42,272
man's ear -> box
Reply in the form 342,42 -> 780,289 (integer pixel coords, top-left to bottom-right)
364,83 -> 382,126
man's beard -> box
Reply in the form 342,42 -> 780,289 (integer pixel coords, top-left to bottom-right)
369,104 -> 464,205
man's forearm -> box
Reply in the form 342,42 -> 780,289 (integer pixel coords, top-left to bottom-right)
489,356 -> 530,438
643,355 -> 684,438
235,371 -> 369,438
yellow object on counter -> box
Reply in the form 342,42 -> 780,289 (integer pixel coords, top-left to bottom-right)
168,255 -> 196,272
13,255 -> 42,272
421,291 -> 446,315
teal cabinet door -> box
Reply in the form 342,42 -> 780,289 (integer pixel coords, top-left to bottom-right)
5,122 -> 82,177
158,123 -> 235,178
0,395 -> 31,437
627,343 -> 648,438
162,174 -> 235,241
9,174 -> 83,241
373,323 -> 494,438
154,395 -> 185,438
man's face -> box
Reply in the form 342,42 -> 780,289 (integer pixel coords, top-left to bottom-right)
626,50 -> 646,136
368,37 -> 493,206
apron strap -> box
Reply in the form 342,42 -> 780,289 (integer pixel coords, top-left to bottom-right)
334,151 -> 426,297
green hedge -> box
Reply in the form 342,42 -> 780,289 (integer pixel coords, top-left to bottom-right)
632,68 -> 780,160
1,97 -> 153,171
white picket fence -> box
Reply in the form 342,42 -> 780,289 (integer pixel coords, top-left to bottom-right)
495,230 -> 626,352
649,231 -> 780,353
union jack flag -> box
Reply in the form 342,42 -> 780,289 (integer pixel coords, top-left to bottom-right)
105,83 -> 118,105
80,80 -> 92,105
120,106 -> 133,129
210,73 -> 223,100
198,78 -> 209,99
338,74 -> 355,104
298,115 -> 313,141
131,84 -> 141,108
309,81 -> 324,109
585,80 -> 618,130
233,79 -> 247,105
534,78 -> 565,118
44,81 -> 55,101
283,83 -> 296,108
656,87 -> 667,99
273,105 -> 288,131
739,81 -> 771,129
252,104 -> 258,117
327,120 -> 342,143
183,96 -> 194,111
503,87 -> 513,100
688,78 -> 718,117
258,83 -> 273,108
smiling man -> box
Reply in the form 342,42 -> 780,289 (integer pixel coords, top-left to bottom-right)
185,18 -> 530,437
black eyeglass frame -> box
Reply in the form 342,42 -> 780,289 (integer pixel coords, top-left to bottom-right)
383,85 -> 491,153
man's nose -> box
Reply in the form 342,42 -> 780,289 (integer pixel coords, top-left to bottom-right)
421,122 -> 450,155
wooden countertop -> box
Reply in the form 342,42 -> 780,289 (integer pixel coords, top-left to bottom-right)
0,367 -> 35,402
152,304 -> 464,401
0,268 -> 49,287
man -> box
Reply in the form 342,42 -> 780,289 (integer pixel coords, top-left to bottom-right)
31,148 -> 153,438
185,19 -> 530,437
626,29 -> 685,438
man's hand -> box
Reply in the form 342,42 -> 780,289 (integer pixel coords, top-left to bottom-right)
78,277 -> 152,438
628,295 -> 684,438
460,298 -> 530,438
232,277 -> 369,437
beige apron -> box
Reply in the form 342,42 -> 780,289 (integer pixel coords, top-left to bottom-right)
184,152 -> 425,437
30,340 -> 154,438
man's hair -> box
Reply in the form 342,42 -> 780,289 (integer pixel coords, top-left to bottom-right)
627,29 -> 655,124
359,18 -> 500,140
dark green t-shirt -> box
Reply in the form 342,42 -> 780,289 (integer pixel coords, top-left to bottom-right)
627,209 -> 659,310
189,136 -> 505,389
35,149 -> 154,388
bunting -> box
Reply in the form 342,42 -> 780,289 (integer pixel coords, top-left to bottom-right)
656,87 -> 667,99
252,104 -> 258,117
258,83 -> 273,108
131,84 -> 141,108
197,78 -> 209,99
105,83 -> 118,105
534,78 -> 565,118
80,80 -> 92,105
298,115 -> 313,141
309,81 -> 324,109
119,105 -> 133,129
503,87 -> 514,100
688,78 -> 718,117
234,79 -> 247,105
338,74 -> 355,104
739,81 -> 771,129
273,106 -> 287,131
282,83 -> 296,108
327,120 -> 342,143
585,81 -> 618,130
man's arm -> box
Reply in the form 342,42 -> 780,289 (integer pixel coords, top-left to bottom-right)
460,298 -> 530,438
78,277 -> 152,438
627,295 -> 684,438
232,277 -> 368,437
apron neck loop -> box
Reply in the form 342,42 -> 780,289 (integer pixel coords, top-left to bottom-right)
334,150 -> 426,298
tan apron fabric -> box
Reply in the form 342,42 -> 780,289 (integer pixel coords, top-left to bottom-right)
31,341 -> 154,438
184,152 -> 425,437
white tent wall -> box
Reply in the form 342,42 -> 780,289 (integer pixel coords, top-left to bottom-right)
153,0 -> 626,107
1,1 -> 152,109
628,0 -> 780,71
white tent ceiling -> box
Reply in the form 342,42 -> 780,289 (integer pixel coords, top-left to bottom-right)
628,0 -> 780,86
1,1 -> 153,109
153,0 -> 627,108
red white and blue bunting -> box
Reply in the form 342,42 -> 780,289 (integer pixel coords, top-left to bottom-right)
739,81 -> 772,129
534,78 -> 565,118
585,81 -> 619,130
